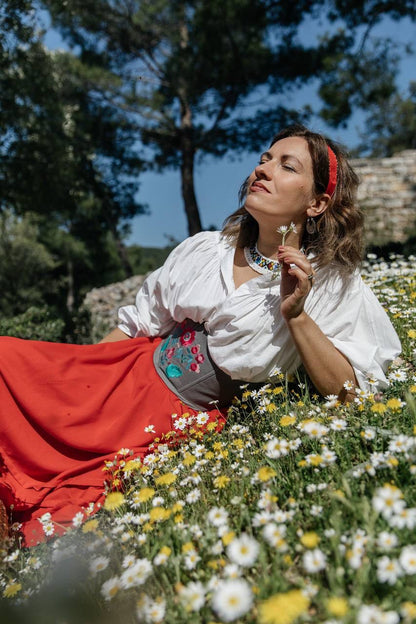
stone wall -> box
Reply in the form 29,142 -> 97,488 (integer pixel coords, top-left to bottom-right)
352,150 -> 416,245
84,150 -> 416,337
83,274 -> 150,341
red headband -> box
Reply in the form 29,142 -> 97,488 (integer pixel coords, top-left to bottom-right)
326,145 -> 338,197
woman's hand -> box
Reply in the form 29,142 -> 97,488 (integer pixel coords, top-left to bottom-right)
277,245 -> 315,321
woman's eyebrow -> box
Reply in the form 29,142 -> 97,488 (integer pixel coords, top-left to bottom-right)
281,153 -> 304,169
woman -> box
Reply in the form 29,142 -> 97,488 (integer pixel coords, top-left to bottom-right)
0,125 -> 400,545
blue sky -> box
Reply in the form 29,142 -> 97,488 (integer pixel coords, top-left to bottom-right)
43,13 -> 416,248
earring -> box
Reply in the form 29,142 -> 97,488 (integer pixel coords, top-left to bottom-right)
306,217 -> 317,235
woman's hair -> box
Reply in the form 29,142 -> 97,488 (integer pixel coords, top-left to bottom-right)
221,124 -> 363,271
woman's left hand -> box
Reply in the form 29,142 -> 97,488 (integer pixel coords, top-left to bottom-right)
277,245 -> 315,320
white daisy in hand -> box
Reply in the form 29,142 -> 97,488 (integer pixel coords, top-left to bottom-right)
277,222 -> 297,244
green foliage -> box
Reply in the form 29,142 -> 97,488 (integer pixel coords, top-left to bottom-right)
0,2 -> 148,328
357,82 -> 416,156
0,211 -> 56,316
39,0 -> 416,236
0,306 -> 65,341
127,244 -> 175,275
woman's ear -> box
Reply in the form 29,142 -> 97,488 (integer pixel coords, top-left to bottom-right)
307,194 -> 330,218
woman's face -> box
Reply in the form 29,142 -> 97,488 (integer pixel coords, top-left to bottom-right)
244,136 -> 318,230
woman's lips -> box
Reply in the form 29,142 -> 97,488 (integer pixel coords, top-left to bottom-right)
250,181 -> 270,192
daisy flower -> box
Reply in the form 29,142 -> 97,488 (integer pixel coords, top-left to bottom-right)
207,506 -> 229,527
376,556 -> 403,585
399,545 -> 416,574
302,548 -> 327,573
100,576 -> 121,601
211,578 -> 253,622
178,581 -> 205,612
226,534 -> 259,567
376,531 -> 398,551
89,556 -> 110,576
120,559 -> 152,589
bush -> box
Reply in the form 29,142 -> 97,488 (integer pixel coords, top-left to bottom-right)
0,306 -> 66,342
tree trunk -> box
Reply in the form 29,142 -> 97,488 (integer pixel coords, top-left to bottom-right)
180,136 -> 202,236
178,17 -> 203,237
66,255 -> 74,313
110,224 -> 133,277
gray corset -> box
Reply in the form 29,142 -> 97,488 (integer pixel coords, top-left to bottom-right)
153,320 -> 256,411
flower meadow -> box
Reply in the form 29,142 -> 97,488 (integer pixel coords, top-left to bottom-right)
1,254 -> 416,624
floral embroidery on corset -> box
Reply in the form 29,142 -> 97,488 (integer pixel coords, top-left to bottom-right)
159,321 -> 206,379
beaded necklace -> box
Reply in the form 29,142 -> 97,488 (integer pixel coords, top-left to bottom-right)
244,244 -> 281,277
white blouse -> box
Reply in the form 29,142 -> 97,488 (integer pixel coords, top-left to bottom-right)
118,231 -> 401,390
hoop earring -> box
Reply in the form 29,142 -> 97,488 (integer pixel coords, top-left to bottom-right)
306,217 -> 317,235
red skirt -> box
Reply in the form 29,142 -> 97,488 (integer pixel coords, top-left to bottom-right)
0,336 -> 224,546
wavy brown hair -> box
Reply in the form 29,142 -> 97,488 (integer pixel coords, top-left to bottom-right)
221,124 -> 363,272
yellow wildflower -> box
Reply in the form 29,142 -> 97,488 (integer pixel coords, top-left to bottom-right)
222,531 -> 236,546
402,602 -> 416,618
410,385 -> 416,394
205,450 -> 215,460
142,522 -> 153,533
273,386 -> 284,394
183,453 -> 196,466
386,398 -> 403,412
371,402 -> 387,413
103,491 -> 125,511
283,554 -> 293,565
300,532 -> 320,548
3,583 -> 22,598
326,597 -> 348,617
171,501 -> 184,513
257,466 -> 277,482
307,454 -> 323,466
280,415 -> 296,426
82,519 -> 99,533
213,475 -> 230,488
155,472 -> 177,486
266,402 -> 277,413
182,541 -> 196,553
122,459 -> 141,473
206,421 -> 217,432
408,329 -> 416,339
158,546 -> 172,557
232,438 -> 244,449
258,589 -> 310,624
135,487 -> 155,503
207,560 -> 219,570
149,507 -> 171,522
174,514 -> 183,524
387,456 -> 399,467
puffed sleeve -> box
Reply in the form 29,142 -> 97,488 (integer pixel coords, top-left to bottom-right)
117,264 -> 176,338
117,231 -> 221,338
306,270 -> 401,391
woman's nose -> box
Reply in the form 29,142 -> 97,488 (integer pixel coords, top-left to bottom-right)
254,161 -> 272,179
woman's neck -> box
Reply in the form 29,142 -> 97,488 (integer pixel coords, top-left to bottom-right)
256,229 -> 301,259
